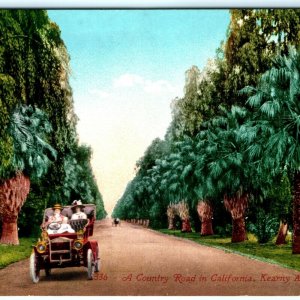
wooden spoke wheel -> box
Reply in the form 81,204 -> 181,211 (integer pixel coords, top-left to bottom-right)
87,249 -> 95,280
29,252 -> 40,283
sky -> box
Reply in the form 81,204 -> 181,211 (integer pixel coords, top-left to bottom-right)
47,10 -> 230,216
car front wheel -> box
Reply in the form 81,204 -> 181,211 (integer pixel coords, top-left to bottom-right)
29,252 -> 40,283
87,249 -> 95,280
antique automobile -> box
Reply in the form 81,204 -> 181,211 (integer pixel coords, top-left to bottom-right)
29,204 -> 100,283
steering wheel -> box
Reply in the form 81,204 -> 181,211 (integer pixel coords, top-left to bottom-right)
48,222 -> 62,230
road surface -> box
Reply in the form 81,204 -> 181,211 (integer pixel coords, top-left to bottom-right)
0,218 -> 300,296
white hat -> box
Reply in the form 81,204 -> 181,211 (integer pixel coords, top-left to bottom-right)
72,200 -> 85,209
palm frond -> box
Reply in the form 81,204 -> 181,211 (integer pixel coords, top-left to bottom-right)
260,100 -> 280,118
239,85 -> 257,96
8,104 -> 57,178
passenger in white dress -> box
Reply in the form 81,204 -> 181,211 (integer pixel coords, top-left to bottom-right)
71,200 -> 87,220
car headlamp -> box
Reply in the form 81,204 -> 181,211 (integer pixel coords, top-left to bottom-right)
77,229 -> 84,240
36,241 -> 47,254
73,239 -> 83,251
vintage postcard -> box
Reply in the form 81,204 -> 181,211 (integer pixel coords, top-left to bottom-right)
0,3 -> 300,296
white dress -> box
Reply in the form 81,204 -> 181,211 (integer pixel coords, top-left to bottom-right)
47,214 -> 75,234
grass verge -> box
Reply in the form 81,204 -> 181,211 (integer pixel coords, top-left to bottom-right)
0,237 -> 36,269
158,229 -> 300,272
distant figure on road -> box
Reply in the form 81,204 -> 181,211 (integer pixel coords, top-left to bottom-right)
112,218 -> 121,227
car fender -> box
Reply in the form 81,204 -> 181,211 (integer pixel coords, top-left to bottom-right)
83,240 -> 99,263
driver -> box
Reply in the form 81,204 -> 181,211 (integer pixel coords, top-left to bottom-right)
43,203 -> 64,227
42,203 -> 75,234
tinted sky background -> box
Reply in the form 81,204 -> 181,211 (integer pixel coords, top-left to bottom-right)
47,10 -> 230,215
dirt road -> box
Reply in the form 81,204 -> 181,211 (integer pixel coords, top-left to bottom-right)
1,218 -> 300,295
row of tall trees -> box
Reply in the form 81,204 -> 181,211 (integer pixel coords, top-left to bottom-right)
112,9 -> 299,253
0,10 -> 106,244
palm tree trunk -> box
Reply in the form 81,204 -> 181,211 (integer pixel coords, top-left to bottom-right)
145,219 -> 149,228
181,218 -> 192,233
175,201 -> 191,232
224,193 -> 248,243
0,215 -> 18,245
168,216 -> 175,230
293,171 -> 300,254
201,220 -> 214,236
167,205 -> 175,230
231,217 -> 246,243
276,220 -> 288,245
197,201 -> 214,236
0,172 -> 30,245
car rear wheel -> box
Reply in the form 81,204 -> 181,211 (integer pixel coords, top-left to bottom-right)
29,252 -> 40,283
95,246 -> 100,272
87,249 -> 95,280
95,259 -> 100,272
45,267 -> 51,277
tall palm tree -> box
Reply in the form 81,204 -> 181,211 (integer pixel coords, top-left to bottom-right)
0,105 -> 56,245
195,106 -> 265,242
157,151 -> 192,232
175,137 -> 216,236
241,48 -> 300,253
161,137 -> 203,232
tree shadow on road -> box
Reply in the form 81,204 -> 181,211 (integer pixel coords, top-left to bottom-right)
39,268 -> 87,282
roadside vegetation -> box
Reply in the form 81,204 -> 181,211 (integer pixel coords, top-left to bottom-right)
0,237 -> 36,269
113,10 -> 300,258
0,10 -> 107,246
159,230 -> 300,271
